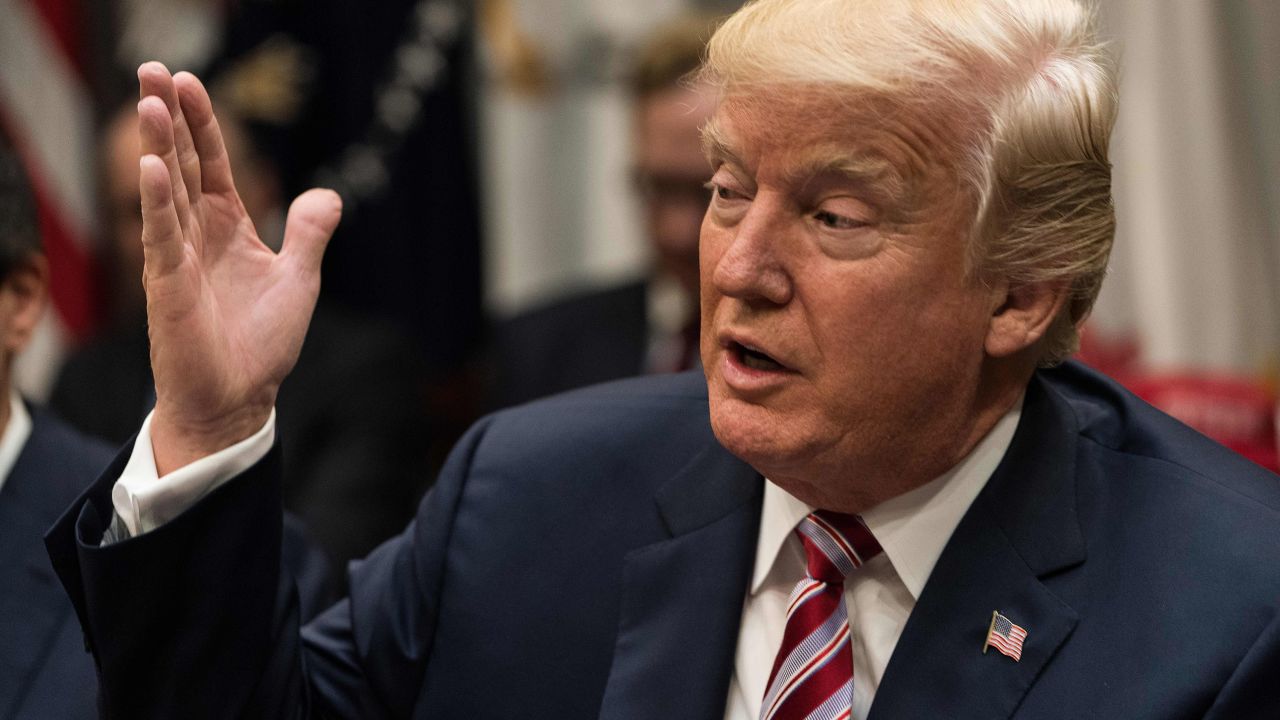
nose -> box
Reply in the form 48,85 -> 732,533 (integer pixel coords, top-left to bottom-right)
709,198 -> 792,305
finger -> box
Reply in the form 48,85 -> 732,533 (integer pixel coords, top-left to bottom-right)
281,189 -> 342,278
138,63 -> 197,214
137,63 -> 193,234
136,96 -> 185,221
174,72 -> 236,195
167,71 -> 205,203
139,154 -> 186,278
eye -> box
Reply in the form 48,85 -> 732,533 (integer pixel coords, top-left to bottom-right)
705,169 -> 752,226
705,180 -> 746,203
813,209 -> 865,230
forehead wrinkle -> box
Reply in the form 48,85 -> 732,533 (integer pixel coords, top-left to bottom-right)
703,102 -> 935,215
785,146 -> 906,200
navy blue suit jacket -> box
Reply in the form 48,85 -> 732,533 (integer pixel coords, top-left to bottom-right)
1,411 -> 112,719
48,363 -> 1280,718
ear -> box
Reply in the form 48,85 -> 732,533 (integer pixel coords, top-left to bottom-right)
984,277 -> 1069,358
0,254 -> 49,355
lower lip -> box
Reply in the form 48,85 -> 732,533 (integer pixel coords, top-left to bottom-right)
718,348 -> 796,394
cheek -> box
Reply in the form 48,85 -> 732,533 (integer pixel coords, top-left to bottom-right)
804,263 -> 982,394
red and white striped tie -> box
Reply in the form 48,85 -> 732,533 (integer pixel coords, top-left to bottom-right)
759,511 -> 883,720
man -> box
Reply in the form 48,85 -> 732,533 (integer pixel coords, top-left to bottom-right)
51,101 -> 433,570
49,1 -> 1280,718
492,16 -> 717,405
0,125 -> 114,719
0,128 -> 331,718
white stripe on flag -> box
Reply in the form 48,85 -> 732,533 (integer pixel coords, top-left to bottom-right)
0,0 -> 96,242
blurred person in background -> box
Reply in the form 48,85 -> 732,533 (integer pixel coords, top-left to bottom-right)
491,15 -> 719,406
0,121 -> 331,718
50,99 -> 433,572
0,122 -> 112,720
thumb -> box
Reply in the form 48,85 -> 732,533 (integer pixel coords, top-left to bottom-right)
281,188 -> 342,274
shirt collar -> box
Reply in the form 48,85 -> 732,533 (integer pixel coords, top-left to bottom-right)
0,390 -> 32,494
750,394 -> 1024,599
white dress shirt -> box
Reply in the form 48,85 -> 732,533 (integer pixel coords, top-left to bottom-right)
112,396 -> 1021,719
0,390 -> 32,493
113,409 -> 276,536
723,399 -> 1022,719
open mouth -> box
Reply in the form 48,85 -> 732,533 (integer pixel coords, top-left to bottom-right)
730,341 -> 787,372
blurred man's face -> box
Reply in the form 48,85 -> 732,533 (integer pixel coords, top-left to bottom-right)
102,109 -> 280,317
699,90 -> 1001,510
103,112 -> 146,313
0,253 -> 47,394
634,83 -> 717,296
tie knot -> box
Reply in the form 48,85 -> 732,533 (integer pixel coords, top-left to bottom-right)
795,511 -> 882,585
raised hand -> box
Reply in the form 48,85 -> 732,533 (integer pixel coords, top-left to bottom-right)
135,62 -> 342,475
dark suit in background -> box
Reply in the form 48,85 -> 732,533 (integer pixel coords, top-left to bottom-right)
491,280 -> 648,407
51,302 -> 432,570
0,411 -> 110,719
46,363 -> 1280,718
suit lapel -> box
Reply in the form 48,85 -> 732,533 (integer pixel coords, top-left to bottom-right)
867,519 -> 1079,719
599,439 -> 763,720
0,418 -> 83,716
870,374 -> 1086,720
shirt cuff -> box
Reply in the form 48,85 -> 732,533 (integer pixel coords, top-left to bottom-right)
110,409 -> 277,538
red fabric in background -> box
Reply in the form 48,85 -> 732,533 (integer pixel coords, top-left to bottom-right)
1077,327 -> 1278,472
33,177 -> 98,338
1124,374 -> 1278,473
30,0 -> 86,79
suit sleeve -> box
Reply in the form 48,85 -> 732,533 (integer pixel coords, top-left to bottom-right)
44,415 -> 495,719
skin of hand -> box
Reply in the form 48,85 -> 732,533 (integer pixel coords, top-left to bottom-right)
135,61 -> 342,475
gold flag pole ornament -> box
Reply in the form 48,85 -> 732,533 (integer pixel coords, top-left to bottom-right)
983,611 -> 999,655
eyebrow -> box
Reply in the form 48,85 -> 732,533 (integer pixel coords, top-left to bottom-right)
700,116 -> 737,167
701,117 -> 908,201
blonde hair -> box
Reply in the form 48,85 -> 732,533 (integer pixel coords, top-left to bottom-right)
702,0 -> 1117,364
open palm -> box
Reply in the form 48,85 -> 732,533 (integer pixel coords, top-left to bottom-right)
136,63 -> 342,474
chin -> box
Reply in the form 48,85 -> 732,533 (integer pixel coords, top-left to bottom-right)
707,393 -> 811,478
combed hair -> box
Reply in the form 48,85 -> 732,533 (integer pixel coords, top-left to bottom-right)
702,0 -> 1117,364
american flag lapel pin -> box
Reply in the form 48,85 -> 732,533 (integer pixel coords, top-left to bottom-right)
983,610 -> 1028,661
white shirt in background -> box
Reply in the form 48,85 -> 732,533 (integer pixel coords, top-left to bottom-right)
0,390 -> 33,493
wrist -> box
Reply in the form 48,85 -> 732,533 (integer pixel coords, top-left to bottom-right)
151,401 -> 273,476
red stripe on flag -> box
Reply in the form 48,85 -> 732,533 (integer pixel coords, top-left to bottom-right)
29,0 -> 86,80
34,184 -> 98,337
988,633 -> 1024,661
0,108 -> 99,338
